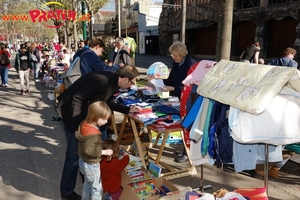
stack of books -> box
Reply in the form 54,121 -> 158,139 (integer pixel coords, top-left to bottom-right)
126,155 -> 144,172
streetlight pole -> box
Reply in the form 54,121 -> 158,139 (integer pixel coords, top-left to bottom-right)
118,0 -> 121,37
82,1 -> 87,39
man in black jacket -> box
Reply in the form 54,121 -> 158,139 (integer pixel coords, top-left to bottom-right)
14,43 -> 33,95
57,66 -> 141,200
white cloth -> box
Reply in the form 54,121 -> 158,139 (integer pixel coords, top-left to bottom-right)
197,59 -> 300,114
229,86 -> 300,145
190,139 -> 209,166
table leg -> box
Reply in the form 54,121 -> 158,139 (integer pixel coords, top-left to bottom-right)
129,118 -> 146,167
117,115 -> 128,144
155,132 -> 169,165
180,130 -> 192,167
110,113 -> 118,136
153,134 -> 160,148
146,127 -> 154,148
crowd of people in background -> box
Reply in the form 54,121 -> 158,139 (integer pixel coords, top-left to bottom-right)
0,40 -> 94,92
12,41 -> 80,95
0,36 -> 139,96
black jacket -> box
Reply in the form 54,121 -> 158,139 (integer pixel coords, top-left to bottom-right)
57,71 -> 130,132
14,50 -> 33,72
163,54 -> 196,98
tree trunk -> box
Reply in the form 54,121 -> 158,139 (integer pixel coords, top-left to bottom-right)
73,21 -> 78,51
216,1 -> 223,61
65,20 -> 72,49
216,0 -> 234,61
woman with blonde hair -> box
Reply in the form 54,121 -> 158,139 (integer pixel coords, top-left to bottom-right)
162,41 -> 197,163
162,41 -> 196,98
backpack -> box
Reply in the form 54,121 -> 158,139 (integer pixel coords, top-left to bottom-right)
31,52 -> 38,62
0,52 -> 10,65
62,50 -> 91,89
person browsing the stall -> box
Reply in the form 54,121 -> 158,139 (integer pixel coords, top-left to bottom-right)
162,41 -> 197,163
101,139 -> 130,200
68,38 -> 123,153
73,38 -> 120,75
162,41 -> 196,98
57,65 -> 141,200
75,101 -> 113,200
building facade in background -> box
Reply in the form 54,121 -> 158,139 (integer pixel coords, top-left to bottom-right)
158,0 -> 300,63
104,0 -> 162,54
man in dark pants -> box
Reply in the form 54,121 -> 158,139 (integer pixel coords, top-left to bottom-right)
70,38 -> 120,142
57,66 -> 141,200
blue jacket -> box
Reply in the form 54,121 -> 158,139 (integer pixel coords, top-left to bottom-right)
74,48 -> 119,75
269,56 -> 298,68
211,102 -> 232,164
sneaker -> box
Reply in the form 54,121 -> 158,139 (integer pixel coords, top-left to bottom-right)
173,155 -> 188,163
4,84 -> 8,87
19,91 -> 24,95
174,150 -> 184,156
35,79 -> 40,82
61,191 -> 81,200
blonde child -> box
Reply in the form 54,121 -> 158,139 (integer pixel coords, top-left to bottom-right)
75,101 -> 113,200
101,139 -> 130,200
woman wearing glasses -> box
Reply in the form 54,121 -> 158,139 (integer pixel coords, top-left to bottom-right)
162,41 -> 196,163
162,41 -> 196,98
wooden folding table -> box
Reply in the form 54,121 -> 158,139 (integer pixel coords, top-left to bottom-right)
116,113 -> 195,178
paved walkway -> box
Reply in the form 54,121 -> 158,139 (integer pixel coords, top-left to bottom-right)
0,68 -> 68,199
0,54 -> 299,199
